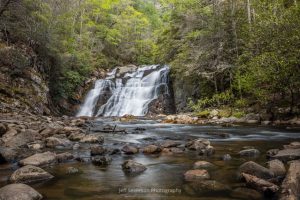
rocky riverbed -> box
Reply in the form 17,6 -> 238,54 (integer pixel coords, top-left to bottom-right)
0,113 -> 300,200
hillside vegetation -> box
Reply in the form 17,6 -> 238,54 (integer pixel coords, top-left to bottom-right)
0,0 -> 299,118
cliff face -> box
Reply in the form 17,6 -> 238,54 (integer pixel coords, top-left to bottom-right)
0,42 -> 52,115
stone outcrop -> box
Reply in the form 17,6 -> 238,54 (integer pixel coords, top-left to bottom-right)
0,183 -> 43,200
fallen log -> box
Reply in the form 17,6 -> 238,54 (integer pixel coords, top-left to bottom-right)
241,173 -> 279,196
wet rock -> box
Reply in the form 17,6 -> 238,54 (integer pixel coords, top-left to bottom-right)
279,160 -> 300,200
39,128 -> 57,137
222,154 -> 232,161
184,169 -> 210,181
71,118 -> 86,127
60,127 -> 81,136
271,148 -> 300,162
186,138 -> 215,156
161,140 -> 181,148
239,149 -> 260,157
0,147 -> 18,163
68,132 -> 85,141
66,167 -> 79,175
266,149 -> 279,158
108,148 -> 121,155
92,155 -> 112,166
56,152 -> 74,162
238,161 -> 274,180
241,173 -> 279,196
91,145 -> 107,156
2,129 -> 39,148
283,141 -> 300,149
231,187 -> 263,200
19,151 -> 57,166
10,165 -> 53,183
45,137 -> 72,148
142,145 -> 161,154
80,134 -> 104,144
122,145 -> 139,154
193,161 -> 215,169
122,160 -> 146,174
0,183 -> 43,200
187,180 -> 230,194
267,159 -> 286,177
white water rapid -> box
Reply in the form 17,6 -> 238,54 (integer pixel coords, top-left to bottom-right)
76,65 -> 170,117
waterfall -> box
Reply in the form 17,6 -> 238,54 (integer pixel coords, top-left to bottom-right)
76,65 -> 170,117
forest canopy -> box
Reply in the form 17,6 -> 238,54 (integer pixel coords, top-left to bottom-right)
0,0 -> 299,117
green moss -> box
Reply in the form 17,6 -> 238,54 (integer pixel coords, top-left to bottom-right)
195,110 -> 210,118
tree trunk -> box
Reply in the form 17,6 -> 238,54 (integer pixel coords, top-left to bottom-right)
246,0 -> 251,24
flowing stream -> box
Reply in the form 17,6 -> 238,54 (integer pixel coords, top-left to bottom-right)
77,65 -> 170,117
0,119 -> 297,200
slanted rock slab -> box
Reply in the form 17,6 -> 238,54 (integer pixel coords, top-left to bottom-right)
19,151 -> 57,166
0,183 -> 43,200
238,161 -> 274,180
10,165 -> 53,183
271,149 -> 300,162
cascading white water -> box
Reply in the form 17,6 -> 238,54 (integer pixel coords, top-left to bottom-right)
76,65 -> 170,117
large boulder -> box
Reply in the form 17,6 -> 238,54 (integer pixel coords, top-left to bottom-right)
122,160 -> 146,174
239,149 -> 260,157
2,129 -> 39,148
271,149 -> 300,162
186,180 -> 230,194
0,183 -> 43,200
184,169 -> 210,181
185,138 -> 215,156
19,151 -> 57,166
80,134 -> 104,143
283,142 -> 300,149
90,145 -> 107,156
68,132 -> 85,141
161,141 -> 181,148
45,137 -> 72,148
56,152 -> 74,163
267,159 -> 286,177
279,160 -> 300,200
238,161 -> 274,180
10,165 -> 53,183
121,145 -> 139,154
92,156 -> 112,166
142,145 -> 161,154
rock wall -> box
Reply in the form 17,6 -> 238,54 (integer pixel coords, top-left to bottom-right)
0,42 -> 51,115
